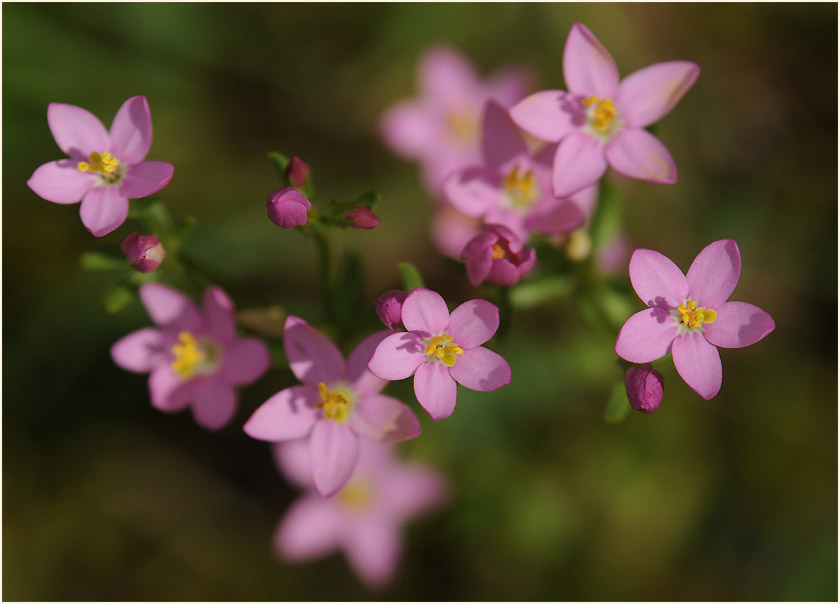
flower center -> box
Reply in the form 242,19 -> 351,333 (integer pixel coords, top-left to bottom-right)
491,243 -> 506,259
424,333 -> 464,367
316,382 -> 355,423
502,165 -> 539,209
78,151 -> 124,184
171,331 -> 222,379
446,110 -> 479,145
581,96 -> 620,138
337,480 -> 373,509
673,299 -> 717,332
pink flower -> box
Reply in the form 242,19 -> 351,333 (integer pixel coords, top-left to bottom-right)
345,205 -> 380,229
624,364 -> 664,414
444,101 -> 591,241
430,202 -> 483,260
27,96 -> 174,237
272,438 -> 448,589
287,156 -> 312,190
368,288 -> 511,420
111,283 -> 270,430
510,23 -> 699,198
380,45 -> 531,196
376,290 -> 408,331
462,224 -> 536,287
121,232 -> 165,273
243,317 -> 421,497
615,240 -> 775,400
267,187 -> 311,228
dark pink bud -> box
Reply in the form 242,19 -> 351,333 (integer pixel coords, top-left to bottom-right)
345,206 -> 380,229
267,187 -> 312,228
624,364 -> 664,414
461,224 -> 536,286
120,233 -> 164,273
376,290 -> 408,331
287,157 -> 312,189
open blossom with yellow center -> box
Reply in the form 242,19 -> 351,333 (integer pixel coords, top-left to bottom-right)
675,299 -> 717,331
316,382 -> 355,423
424,333 -> 464,367
170,331 -> 222,379
502,164 -> 539,209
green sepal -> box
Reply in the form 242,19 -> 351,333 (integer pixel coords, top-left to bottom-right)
603,379 -> 631,423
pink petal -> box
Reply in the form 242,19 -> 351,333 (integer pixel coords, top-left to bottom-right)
309,421 -> 359,497
109,95 -> 152,164
629,248 -> 689,308
272,440 -> 314,490
442,166 -> 504,218
430,203 -> 482,260
367,332 -> 426,381
686,239 -> 742,309
344,516 -> 401,590
79,186 -> 129,237
552,131 -> 608,198
120,161 -> 174,199
379,100 -> 437,159
671,333 -> 722,400
190,377 -> 237,431
569,182 -> 600,224
487,67 -> 533,106
346,331 -> 390,396
243,386 -> 319,442
418,45 -> 479,104
27,160 -> 96,204
465,244 -> 493,286
139,283 -> 202,331
614,308 -> 679,363
446,299 -> 499,349
220,338 -> 270,385
617,61 -> 700,128
47,102 -> 110,158
481,100 -> 528,169
283,316 -> 345,386
350,394 -> 421,443
703,301 -> 775,349
111,327 -> 167,373
509,90 -> 584,143
275,496 -> 340,561
401,288 -> 450,334
563,23 -> 620,98
380,465 -> 449,519
148,365 -> 194,412
524,198 -> 585,235
413,362 -> 457,421
448,346 -> 511,392
202,287 -> 235,344
605,128 -> 677,184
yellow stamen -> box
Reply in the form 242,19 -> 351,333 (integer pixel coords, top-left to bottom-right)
491,243 -> 506,260
171,331 -> 210,378
316,382 -> 353,423
424,334 -> 464,367
337,481 -> 373,509
77,151 -> 120,175
502,165 -> 538,208
677,300 -> 717,330
581,96 -> 617,134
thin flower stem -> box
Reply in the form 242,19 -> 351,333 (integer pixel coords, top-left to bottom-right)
312,227 -> 335,322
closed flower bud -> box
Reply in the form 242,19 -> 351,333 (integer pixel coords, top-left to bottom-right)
461,224 -> 536,287
267,187 -> 311,229
287,156 -> 312,190
376,290 -> 408,330
121,233 -> 164,273
624,364 -> 664,414
345,206 -> 380,229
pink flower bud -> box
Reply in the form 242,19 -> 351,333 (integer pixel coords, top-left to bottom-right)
376,290 -> 408,330
287,157 -> 312,189
120,233 -> 165,273
345,206 -> 380,229
267,187 -> 312,229
624,364 -> 664,414
461,224 -> 536,286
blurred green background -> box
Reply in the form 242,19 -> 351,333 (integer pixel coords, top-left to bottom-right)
3,2 -> 837,600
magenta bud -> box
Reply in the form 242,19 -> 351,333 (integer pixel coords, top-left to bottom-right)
345,205 -> 380,229
376,290 -> 408,331
461,224 -> 536,287
624,364 -> 664,414
267,187 -> 312,228
121,233 -> 164,273
287,157 -> 312,190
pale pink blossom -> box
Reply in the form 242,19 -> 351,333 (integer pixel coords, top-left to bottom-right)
430,202 -> 483,260
462,224 -> 536,287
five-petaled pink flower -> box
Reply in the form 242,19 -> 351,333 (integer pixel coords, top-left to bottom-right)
272,438 -> 448,589
510,23 -> 699,198
615,239 -> 774,400
368,288 -> 511,420
243,317 -> 421,497
380,45 -> 532,196
444,100 -> 592,241
111,283 -> 270,430
462,224 -> 536,287
27,96 -> 175,237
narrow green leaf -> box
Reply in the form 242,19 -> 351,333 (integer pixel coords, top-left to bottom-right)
397,262 -> 425,290
80,250 -> 127,271
603,379 -> 631,423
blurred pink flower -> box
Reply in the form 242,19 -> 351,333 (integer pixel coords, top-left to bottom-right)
376,290 -> 408,331
510,23 -> 699,197
444,101 -> 592,240
273,438 -> 448,589
111,283 -> 270,430
27,96 -> 174,237
380,45 -> 532,196
345,205 -> 380,229
624,364 -> 664,414
286,156 -> 312,190
267,187 -> 311,228
430,202 -> 483,260
121,232 -> 165,273
368,288 -> 511,420
462,224 -> 536,287
244,318 -> 421,497
615,239 -> 774,399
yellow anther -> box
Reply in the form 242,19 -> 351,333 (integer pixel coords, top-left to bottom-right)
581,96 -> 617,134
171,331 -> 207,378
491,243 -> 506,260
77,151 -> 120,176
425,334 -> 464,367
581,96 -> 600,107
316,382 -> 353,423
677,300 -> 717,330
502,165 -> 538,208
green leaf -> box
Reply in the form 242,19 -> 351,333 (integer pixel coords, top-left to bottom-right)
397,262 -> 425,290
508,275 -> 574,309
268,152 -> 290,183
103,284 -> 135,315
603,379 -> 631,423
80,250 -> 127,271
353,190 -> 380,208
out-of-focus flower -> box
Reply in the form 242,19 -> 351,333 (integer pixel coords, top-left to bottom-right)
596,230 -> 631,275
510,23 -> 699,197
430,202 -> 483,260
121,232 -> 165,273
380,45 -> 532,196
273,439 -> 448,589
27,96 -> 174,237
267,187 -> 311,228
368,288 -> 511,420
444,101 -> 592,240
615,239 -> 774,399
345,205 -> 380,229
111,283 -> 270,430
244,318 -> 421,497
287,156 -> 312,190
376,290 -> 408,331
462,224 -> 536,287
624,364 -> 664,413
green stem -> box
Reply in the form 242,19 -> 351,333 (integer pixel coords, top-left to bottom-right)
312,227 -> 334,321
